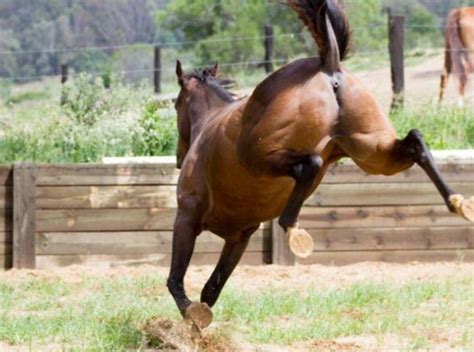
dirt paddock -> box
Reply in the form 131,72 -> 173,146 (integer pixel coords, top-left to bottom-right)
2,261 -> 472,292
1,261 -> 473,351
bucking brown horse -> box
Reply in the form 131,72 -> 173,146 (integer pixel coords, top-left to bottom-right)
439,7 -> 474,105
168,0 -> 474,329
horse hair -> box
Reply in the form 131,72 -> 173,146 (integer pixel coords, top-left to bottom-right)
188,70 -> 236,103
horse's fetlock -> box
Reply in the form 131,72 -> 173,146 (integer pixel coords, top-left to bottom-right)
278,215 -> 294,230
200,283 -> 217,306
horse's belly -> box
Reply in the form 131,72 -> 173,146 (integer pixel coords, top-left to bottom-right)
204,175 -> 294,235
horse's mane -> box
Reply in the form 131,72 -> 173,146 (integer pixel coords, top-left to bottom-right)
188,70 -> 236,103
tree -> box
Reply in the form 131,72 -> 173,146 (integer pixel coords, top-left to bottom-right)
157,0 -> 307,68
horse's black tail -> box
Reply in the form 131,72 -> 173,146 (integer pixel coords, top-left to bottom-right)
287,0 -> 351,74
445,9 -> 466,77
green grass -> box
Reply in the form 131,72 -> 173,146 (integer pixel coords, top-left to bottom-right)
217,278 -> 473,346
0,274 -> 472,350
391,105 -> 474,150
6,91 -> 51,105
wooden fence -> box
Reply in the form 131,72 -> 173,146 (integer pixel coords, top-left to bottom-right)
1,155 -> 474,270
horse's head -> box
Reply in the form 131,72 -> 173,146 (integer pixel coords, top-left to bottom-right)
174,60 -> 235,168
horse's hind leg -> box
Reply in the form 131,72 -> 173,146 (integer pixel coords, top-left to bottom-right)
458,72 -> 468,107
439,50 -> 451,104
439,72 -> 449,103
200,226 -> 257,309
167,197 -> 204,319
344,129 -> 474,221
393,130 -> 473,219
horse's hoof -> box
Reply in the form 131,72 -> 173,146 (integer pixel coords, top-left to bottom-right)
287,226 -> 314,258
184,302 -> 213,330
450,194 -> 474,222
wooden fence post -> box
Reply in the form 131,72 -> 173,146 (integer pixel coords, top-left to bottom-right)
272,219 -> 295,266
154,46 -> 162,94
388,14 -> 405,111
13,163 -> 37,269
60,64 -> 69,106
264,25 -> 274,74
61,64 -> 68,84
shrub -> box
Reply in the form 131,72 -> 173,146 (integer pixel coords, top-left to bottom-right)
137,101 -> 178,157
0,76 -> 178,163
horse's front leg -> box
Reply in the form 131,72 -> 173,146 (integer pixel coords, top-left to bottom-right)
196,226 -> 257,328
394,130 -> 474,221
167,197 -> 203,318
278,154 -> 323,229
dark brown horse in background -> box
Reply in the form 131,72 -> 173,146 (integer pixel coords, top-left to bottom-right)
439,7 -> 474,105
169,0 -> 474,329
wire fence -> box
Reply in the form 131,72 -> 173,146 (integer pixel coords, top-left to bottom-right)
0,14 -> 469,91
0,24 -> 459,57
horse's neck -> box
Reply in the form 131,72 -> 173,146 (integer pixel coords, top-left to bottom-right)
190,90 -> 232,142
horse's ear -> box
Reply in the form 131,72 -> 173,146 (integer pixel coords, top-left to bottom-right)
209,62 -> 219,77
176,60 -> 184,81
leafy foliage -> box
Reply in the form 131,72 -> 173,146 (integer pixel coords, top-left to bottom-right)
0,75 -> 178,163
138,101 -> 178,157
1,0 -> 470,80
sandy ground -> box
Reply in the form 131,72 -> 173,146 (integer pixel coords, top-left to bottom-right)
353,54 -> 473,111
2,262 -> 473,292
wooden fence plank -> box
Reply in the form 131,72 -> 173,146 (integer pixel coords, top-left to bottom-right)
0,167 -> 13,186
34,161 -> 474,186
36,164 -> 179,186
0,243 -> 12,254
323,161 -> 474,184
299,205 -> 469,229
305,182 -> 474,207
36,182 -> 474,209
36,208 -> 176,232
36,209 -> 269,233
298,249 -> 474,266
309,227 -> 474,251
272,220 -> 295,265
0,255 -> 12,269
0,209 -> 12,232
0,187 -> 12,209
36,185 -> 177,209
0,232 -> 12,244
13,164 -> 37,269
36,252 -> 271,269
36,229 -> 271,255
